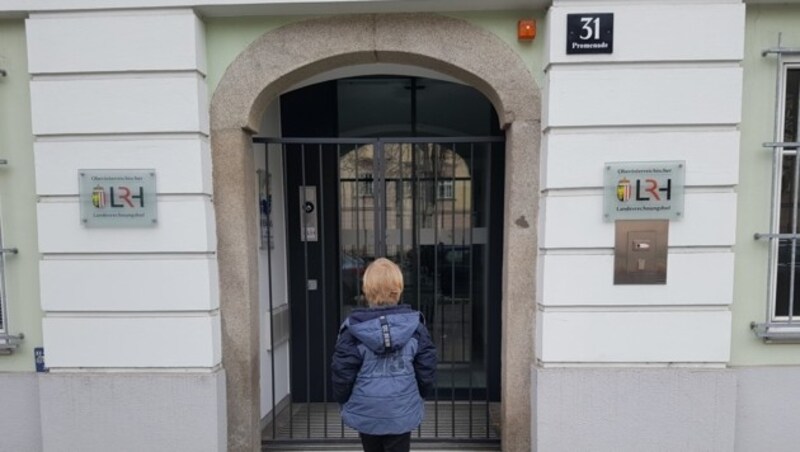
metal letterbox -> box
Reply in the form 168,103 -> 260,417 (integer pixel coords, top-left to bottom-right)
614,220 -> 668,285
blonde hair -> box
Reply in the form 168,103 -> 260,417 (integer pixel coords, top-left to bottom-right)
362,258 -> 404,306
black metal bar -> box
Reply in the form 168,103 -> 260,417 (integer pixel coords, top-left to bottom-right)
281,143 -> 295,439
450,143 -> 457,437
413,143 -> 422,439
318,144 -> 329,436
467,143 -> 474,439
263,437 -> 501,447
411,78 -> 417,137
379,137 -> 506,144
256,137 -> 375,144
483,143 -> 492,438
337,143 -> 346,439
414,144 -> 421,315
355,144 -> 362,306
433,143 -> 440,437
301,144 -> 311,438
264,145 -> 278,440
342,176 -> 471,182
255,136 -> 504,145
399,144 -> 405,276
376,140 -> 386,257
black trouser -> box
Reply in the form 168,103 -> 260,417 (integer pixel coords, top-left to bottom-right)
359,432 -> 411,452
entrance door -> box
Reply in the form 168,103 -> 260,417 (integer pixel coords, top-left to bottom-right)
260,76 -> 505,443
261,137 -> 504,440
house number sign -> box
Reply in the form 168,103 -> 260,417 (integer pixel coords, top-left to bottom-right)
567,13 -> 614,54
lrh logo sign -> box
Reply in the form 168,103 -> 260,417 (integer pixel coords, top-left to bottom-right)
604,162 -> 684,221
615,177 -> 672,202
79,170 -> 157,227
91,185 -> 145,209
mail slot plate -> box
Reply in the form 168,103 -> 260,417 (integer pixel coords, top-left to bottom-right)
614,220 -> 668,285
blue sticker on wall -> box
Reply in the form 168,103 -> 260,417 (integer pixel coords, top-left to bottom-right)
34,347 -> 48,373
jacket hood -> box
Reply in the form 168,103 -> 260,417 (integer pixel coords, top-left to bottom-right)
347,304 -> 420,354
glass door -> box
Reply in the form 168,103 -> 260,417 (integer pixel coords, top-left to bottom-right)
337,139 -> 501,400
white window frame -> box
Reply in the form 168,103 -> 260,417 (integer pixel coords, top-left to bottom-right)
768,64 -> 800,321
754,57 -> 800,342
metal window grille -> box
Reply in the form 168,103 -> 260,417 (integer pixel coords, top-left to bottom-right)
0,221 -> 9,333
0,219 -> 22,354
753,35 -> 800,342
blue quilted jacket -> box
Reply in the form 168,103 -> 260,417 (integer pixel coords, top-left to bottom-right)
331,304 -> 437,435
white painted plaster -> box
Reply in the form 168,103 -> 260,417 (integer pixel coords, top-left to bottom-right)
43,314 -> 221,368
40,258 -> 220,311
543,128 -> 740,189
538,310 -> 732,363
541,191 -> 738,249
541,251 -> 734,306
30,75 -> 209,135
34,137 -> 212,195
547,3 -> 745,64
546,66 -> 743,128
37,197 -> 216,254
26,10 -> 206,74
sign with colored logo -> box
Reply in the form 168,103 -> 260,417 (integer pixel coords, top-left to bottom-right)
603,162 -> 685,221
79,170 -> 157,227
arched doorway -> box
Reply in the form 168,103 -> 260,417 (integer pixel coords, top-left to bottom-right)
210,14 -> 540,452
261,74 -> 505,444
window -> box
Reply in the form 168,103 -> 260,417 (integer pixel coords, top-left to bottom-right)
755,65 -> 800,341
771,68 -> 800,320
357,173 -> 374,197
437,180 -> 454,199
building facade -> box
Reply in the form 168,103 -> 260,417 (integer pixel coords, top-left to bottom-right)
0,0 -> 798,451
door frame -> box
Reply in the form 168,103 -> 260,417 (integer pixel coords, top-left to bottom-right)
210,14 -> 540,452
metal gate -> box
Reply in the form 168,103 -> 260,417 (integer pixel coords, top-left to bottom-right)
255,137 -> 504,449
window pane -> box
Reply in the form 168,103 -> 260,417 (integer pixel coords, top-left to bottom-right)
337,78 -> 412,137
416,79 -> 494,136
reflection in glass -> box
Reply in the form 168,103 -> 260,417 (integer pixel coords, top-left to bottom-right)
339,141 -> 493,394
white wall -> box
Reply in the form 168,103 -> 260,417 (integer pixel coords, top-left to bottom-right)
27,9 -> 218,369
539,1 -> 745,365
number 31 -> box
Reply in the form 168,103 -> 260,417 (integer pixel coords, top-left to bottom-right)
580,17 -> 600,40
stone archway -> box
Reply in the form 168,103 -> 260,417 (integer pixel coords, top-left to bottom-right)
210,14 -> 540,452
